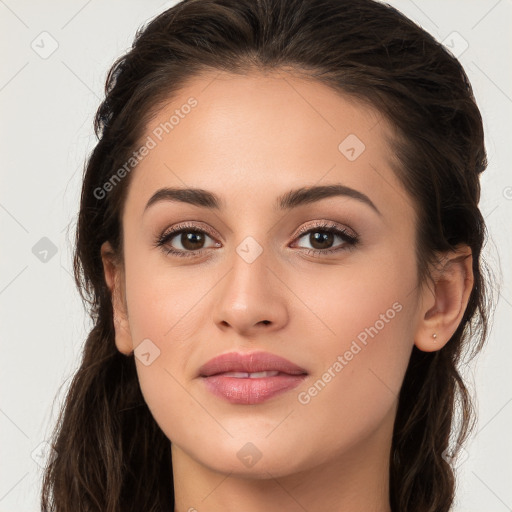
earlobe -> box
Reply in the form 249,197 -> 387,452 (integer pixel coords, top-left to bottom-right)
100,241 -> 133,355
414,245 -> 474,353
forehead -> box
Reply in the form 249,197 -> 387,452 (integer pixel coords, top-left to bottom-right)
123,69 -> 412,221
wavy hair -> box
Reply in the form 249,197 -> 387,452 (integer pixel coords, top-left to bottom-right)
41,0 -> 493,510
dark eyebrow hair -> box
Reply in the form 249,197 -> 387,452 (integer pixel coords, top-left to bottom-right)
144,184 -> 381,216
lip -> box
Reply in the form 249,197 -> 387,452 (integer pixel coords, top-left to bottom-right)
198,351 -> 308,377
198,351 -> 308,405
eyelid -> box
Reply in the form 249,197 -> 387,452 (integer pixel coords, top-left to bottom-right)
292,219 -> 358,240
159,221 -> 219,241
158,220 -> 356,244
156,219 -> 359,258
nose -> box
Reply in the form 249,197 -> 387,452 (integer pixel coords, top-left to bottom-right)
212,246 -> 289,337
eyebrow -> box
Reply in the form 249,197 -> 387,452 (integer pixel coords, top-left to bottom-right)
144,184 -> 381,216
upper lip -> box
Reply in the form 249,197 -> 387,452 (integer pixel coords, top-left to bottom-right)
198,351 -> 308,377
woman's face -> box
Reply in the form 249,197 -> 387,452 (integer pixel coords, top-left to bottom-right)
106,70 -> 430,478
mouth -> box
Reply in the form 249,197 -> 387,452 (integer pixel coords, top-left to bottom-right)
198,351 -> 308,405
214,370 -> 283,378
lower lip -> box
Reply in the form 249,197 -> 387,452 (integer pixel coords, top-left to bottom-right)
202,374 -> 307,405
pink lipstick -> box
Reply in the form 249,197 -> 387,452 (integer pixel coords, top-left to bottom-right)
198,351 -> 308,405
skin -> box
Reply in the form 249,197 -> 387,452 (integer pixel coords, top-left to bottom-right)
101,70 -> 474,512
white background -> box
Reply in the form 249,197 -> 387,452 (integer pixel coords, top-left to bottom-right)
0,1 -> 511,511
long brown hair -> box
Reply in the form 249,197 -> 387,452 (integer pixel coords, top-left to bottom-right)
41,0 -> 493,510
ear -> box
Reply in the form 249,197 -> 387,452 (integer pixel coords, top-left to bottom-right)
101,241 -> 133,355
414,245 -> 474,352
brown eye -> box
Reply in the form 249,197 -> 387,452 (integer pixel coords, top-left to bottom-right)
307,231 -> 335,250
156,225 -> 220,258
294,224 -> 358,255
179,231 -> 207,251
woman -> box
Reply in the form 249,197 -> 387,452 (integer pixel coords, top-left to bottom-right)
41,0 -> 492,510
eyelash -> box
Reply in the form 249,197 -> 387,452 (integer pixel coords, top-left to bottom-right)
154,221 -> 359,259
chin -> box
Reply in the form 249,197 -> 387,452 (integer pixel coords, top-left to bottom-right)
188,435 -> 310,479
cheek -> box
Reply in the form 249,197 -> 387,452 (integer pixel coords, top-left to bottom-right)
123,242 -> 211,344
286,248 -> 418,445
122,263 -> 215,447
121,246 -> 224,440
